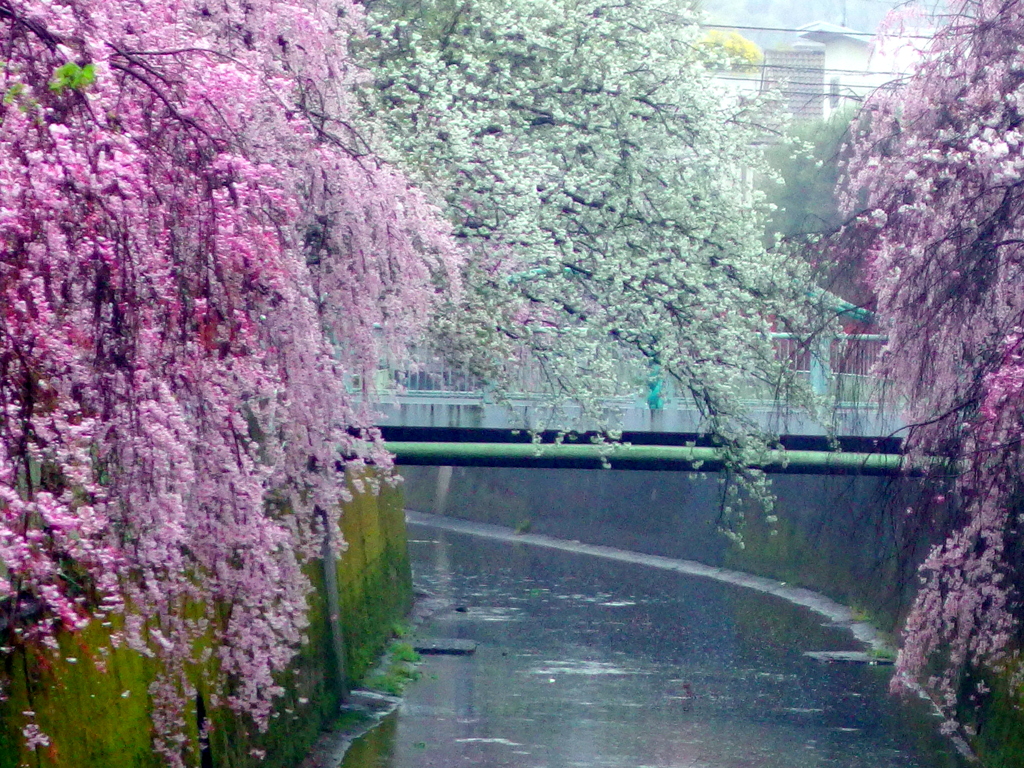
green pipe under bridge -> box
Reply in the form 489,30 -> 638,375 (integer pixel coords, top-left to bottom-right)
369,287 -> 896,459
385,439 -> 915,476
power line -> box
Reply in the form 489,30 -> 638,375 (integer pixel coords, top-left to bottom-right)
738,61 -> 913,76
702,23 -> 935,40
713,74 -> 903,91
716,86 -> 868,101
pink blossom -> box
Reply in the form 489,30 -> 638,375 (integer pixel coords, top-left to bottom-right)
21,722 -> 50,750
838,0 -> 1024,723
0,0 -> 461,761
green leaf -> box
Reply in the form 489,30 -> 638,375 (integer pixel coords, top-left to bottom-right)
49,62 -> 97,94
3,82 -> 25,105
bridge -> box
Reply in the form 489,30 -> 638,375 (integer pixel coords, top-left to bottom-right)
371,333 -> 910,475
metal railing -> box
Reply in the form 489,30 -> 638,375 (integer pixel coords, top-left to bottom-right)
774,333 -> 890,403
372,333 -> 890,408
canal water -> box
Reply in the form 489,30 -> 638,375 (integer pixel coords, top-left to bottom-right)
342,520 -> 967,768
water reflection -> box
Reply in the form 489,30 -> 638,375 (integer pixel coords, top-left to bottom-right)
342,524 -> 965,768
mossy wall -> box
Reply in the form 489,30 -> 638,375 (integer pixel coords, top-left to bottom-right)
0,471 -> 411,768
958,658 -> 1024,768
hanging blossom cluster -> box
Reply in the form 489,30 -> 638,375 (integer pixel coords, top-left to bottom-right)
0,0 -> 458,760
839,0 -> 1024,720
360,0 -> 817,495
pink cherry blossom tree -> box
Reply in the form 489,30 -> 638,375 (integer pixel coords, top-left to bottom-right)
0,0 -> 458,761
839,0 -> 1024,725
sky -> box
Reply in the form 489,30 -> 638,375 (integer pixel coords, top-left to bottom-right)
704,0 -> 915,47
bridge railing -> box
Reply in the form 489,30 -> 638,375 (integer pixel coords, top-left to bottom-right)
381,345 -> 645,401
373,333 -> 890,407
772,333 -> 890,404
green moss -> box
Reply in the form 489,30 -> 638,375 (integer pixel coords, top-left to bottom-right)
0,619 -> 158,768
390,643 -> 421,664
0,469 -> 413,768
390,622 -> 412,639
363,665 -> 419,697
867,647 -> 898,661
336,478 -> 412,686
360,636 -> 423,697
362,657 -> 420,697
967,661 -> 1024,768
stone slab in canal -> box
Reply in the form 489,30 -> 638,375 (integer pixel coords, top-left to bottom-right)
413,638 -> 478,655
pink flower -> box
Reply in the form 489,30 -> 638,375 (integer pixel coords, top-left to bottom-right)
0,0 -> 462,761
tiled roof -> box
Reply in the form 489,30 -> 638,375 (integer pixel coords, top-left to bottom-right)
760,48 -> 825,121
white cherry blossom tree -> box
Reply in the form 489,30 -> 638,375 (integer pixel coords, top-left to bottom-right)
359,0 -> 819,474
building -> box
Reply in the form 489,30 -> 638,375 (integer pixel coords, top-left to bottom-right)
758,21 -> 930,122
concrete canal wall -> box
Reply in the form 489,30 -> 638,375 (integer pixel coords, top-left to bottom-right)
400,464 -> 1024,768
400,465 -> 937,633
0,471 -> 411,768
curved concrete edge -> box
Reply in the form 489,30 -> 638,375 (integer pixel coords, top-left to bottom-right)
407,510 -> 985,763
405,509 -> 893,652
300,590 -> 459,768
300,691 -> 401,768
